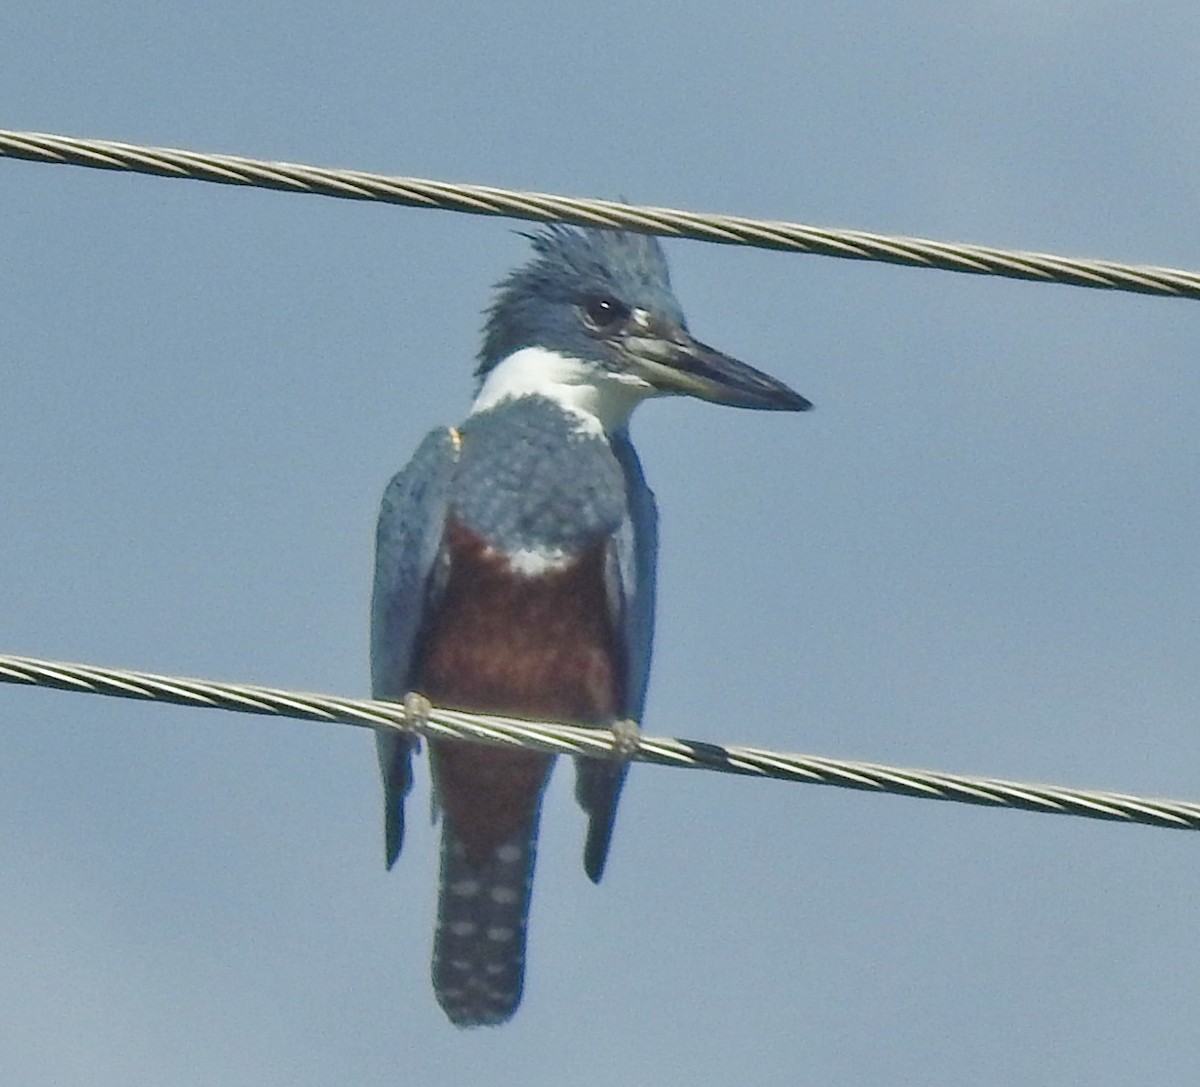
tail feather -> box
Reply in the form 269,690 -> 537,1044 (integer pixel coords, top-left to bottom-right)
575,757 -> 628,883
432,827 -> 538,1027
377,732 -> 417,870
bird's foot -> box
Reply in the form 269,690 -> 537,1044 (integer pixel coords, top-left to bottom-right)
403,691 -> 433,733
611,718 -> 642,756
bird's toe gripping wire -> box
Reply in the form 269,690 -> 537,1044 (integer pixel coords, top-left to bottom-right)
611,717 -> 642,756
402,691 -> 442,825
403,690 -> 434,731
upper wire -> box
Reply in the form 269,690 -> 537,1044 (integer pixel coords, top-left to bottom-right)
3,126 -> 1200,299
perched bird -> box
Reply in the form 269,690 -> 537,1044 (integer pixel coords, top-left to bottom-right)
371,225 -> 810,1027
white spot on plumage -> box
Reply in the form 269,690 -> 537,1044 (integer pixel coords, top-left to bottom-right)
495,843 -> 523,864
471,346 -> 655,436
486,926 -> 515,943
448,878 -> 481,897
481,539 -> 576,578
490,885 -> 519,905
502,545 -> 574,577
448,920 -> 478,937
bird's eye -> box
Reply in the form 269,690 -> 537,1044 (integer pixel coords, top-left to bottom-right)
582,294 -> 631,330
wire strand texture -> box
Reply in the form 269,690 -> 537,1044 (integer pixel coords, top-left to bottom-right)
3,127 -> 1200,300
3,652 -> 1198,834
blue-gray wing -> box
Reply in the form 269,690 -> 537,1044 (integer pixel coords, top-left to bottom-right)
610,433 -> 658,724
371,427 -> 459,868
576,431 -> 658,883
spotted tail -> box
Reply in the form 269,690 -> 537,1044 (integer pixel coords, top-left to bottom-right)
432,825 -> 538,1027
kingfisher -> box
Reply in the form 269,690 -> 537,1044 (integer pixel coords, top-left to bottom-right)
371,224 -> 810,1027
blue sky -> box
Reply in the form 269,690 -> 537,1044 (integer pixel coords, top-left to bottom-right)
3,4 -> 1200,1084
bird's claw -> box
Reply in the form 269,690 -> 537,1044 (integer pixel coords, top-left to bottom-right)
611,718 -> 641,756
403,691 -> 432,733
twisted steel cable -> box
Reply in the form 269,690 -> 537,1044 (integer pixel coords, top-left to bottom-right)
3,127 -> 1200,299
2,652 -> 1198,833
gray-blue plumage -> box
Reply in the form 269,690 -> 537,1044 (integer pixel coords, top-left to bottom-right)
478,226 -> 685,375
371,427 -> 459,866
453,397 -> 628,553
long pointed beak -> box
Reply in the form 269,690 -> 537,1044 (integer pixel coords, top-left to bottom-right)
623,324 -> 811,412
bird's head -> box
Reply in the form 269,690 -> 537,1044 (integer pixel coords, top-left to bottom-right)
474,225 -> 810,430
